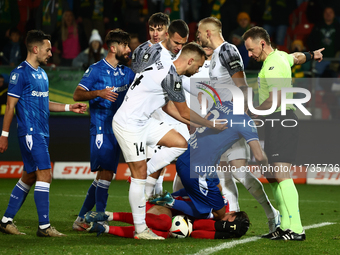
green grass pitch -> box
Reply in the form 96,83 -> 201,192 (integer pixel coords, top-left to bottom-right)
0,179 -> 339,255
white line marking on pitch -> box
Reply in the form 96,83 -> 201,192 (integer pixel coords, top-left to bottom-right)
238,198 -> 338,203
191,222 -> 336,255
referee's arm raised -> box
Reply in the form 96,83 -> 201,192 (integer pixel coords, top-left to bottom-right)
290,48 -> 324,65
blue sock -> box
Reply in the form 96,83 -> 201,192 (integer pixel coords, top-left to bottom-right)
78,179 -> 98,219
3,179 -> 31,221
171,200 -> 202,218
96,179 -> 111,212
34,181 -> 50,226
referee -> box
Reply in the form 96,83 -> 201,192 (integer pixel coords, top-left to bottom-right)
242,26 -> 324,241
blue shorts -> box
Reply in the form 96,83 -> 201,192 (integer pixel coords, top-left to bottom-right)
176,151 -> 225,216
90,133 -> 121,172
19,134 -> 51,174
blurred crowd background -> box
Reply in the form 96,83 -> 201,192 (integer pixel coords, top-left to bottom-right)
1,0 -> 340,119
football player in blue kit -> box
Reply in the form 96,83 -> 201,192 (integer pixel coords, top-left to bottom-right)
151,86 -> 268,221
0,30 -> 87,237
72,29 -> 135,231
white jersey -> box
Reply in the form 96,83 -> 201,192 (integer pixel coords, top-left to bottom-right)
114,59 -> 186,128
135,41 -> 176,74
209,42 -> 244,101
131,40 -> 152,74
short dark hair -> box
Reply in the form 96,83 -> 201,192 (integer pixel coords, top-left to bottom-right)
242,26 -> 271,45
181,42 -> 207,60
105,29 -> 130,47
148,12 -> 170,28
168,19 -> 189,38
25,30 -> 51,52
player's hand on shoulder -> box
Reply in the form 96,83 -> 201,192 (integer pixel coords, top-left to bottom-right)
210,119 -> 228,131
70,103 -> 87,114
98,87 -> 118,102
313,48 -> 324,62
0,136 -> 9,153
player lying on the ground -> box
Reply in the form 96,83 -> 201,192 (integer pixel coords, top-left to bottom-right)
151,86 -> 269,222
84,191 -> 249,239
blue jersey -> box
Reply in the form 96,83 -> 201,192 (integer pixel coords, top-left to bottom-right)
179,101 -> 259,174
8,61 -> 50,137
78,59 -> 135,135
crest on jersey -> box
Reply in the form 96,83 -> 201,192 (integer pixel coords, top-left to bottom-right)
10,73 -> 19,84
212,60 -> 216,69
96,134 -> 103,149
83,67 -> 93,77
142,53 -> 151,62
174,81 -> 182,91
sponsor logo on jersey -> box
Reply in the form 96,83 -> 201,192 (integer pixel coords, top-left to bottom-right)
142,53 -> 151,62
10,73 -> 19,84
114,72 -> 119,76
156,60 -> 164,70
112,84 -> 129,92
31,91 -> 49,97
83,67 -> 93,77
37,74 -> 42,79
174,81 -> 182,91
269,66 -> 274,70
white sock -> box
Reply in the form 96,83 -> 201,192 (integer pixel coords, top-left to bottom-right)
39,223 -> 50,229
218,170 -> 240,212
154,175 -> 164,195
145,176 -> 157,198
147,147 -> 187,175
104,225 -> 109,233
105,211 -> 113,221
172,173 -> 184,192
1,216 -> 13,223
76,216 -> 84,222
129,177 -> 147,234
233,169 -> 276,219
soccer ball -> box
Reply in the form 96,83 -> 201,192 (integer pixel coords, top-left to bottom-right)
170,215 -> 193,238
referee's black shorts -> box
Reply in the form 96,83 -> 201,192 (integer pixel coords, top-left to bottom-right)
264,110 -> 299,164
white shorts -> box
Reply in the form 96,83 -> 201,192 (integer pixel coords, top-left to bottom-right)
146,122 -> 189,159
220,138 -> 250,162
113,118 -> 173,162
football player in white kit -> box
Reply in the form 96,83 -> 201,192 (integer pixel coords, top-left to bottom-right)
131,19 -> 191,198
130,12 -> 171,196
113,43 -> 227,240
131,12 -> 170,74
172,37 -> 214,192
197,17 -> 280,232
